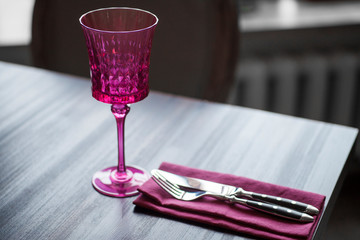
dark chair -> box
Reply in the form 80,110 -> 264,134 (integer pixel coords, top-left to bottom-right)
31,0 -> 239,102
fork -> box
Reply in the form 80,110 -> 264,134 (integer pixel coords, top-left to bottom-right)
152,171 -> 314,223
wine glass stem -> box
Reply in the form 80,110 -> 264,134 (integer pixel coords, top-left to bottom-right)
111,104 -> 130,174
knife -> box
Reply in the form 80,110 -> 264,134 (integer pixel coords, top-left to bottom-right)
154,169 -> 319,215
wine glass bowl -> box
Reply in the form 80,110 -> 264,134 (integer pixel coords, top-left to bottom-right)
80,7 -> 158,104
80,7 -> 158,197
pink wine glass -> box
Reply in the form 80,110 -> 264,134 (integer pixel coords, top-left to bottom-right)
80,7 -> 158,197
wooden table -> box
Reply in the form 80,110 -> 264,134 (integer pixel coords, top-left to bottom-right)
0,61 -> 357,239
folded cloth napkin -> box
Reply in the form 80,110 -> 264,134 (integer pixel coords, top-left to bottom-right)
133,162 -> 325,240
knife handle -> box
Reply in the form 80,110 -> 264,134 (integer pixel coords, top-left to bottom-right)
228,196 -> 314,223
245,192 -> 319,215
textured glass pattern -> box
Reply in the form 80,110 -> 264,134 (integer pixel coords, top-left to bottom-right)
81,8 -> 157,104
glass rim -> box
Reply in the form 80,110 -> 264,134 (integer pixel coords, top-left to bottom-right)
79,7 -> 159,34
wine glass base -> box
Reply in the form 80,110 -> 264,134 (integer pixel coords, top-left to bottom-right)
92,165 -> 150,197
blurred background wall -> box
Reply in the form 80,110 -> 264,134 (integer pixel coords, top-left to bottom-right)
0,0 -> 34,65
232,0 -> 360,134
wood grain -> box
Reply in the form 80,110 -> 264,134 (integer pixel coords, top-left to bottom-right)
0,62 -> 358,239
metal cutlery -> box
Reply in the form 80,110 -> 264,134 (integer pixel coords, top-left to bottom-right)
153,169 -> 319,215
152,170 -> 314,222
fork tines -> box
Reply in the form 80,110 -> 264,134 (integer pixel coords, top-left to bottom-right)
152,171 -> 184,199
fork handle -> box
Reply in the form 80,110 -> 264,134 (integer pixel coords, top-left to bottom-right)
227,196 -> 314,223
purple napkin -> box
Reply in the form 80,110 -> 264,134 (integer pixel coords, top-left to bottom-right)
133,162 -> 325,240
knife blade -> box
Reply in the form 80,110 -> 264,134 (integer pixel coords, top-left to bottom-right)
154,169 -> 319,215
153,169 -> 238,196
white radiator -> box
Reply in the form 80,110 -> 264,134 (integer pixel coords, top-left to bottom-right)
227,51 -> 359,126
